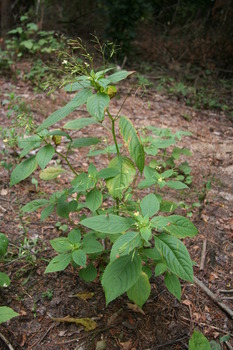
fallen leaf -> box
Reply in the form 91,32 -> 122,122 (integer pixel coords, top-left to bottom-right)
74,291 -> 95,300
52,316 -> 97,331
107,309 -> 122,326
182,299 -> 193,307
127,303 -> 145,315
96,340 -> 106,350
0,189 -> 8,196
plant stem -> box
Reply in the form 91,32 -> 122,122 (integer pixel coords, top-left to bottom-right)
106,108 -> 120,156
55,150 -> 78,176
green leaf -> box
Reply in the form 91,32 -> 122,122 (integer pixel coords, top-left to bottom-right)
166,181 -> 189,190
0,272 -> 11,287
154,234 -> 193,282
56,198 -> 75,219
50,238 -> 73,253
45,253 -> 72,273
40,166 -> 65,180
64,117 -> 97,130
127,271 -> 151,307
106,156 -> 136,199
82,235 -> 103,254
154,263 -> 167,276
189,331 -> 211,350
71,137 -> 100,148
164,272 -> 181,301
18,136 -> 42,158
87,93 -> 110,122
86,188 -> 102,212
36,145 -> 55,169
0,307 -> 19,324
102,253 -> 142,305
72,249 -> 87,267
37,88 -> 92,132
0,233 -> 9,257
110,231 -> 141,261
108,70 -> 134,83
10,156 -> 38,186
79,263 -> 97,282
151,215 -> 198,238
160,200 -> 178,213
40,204 -> 54,220
140,194 -> 160,218
71,173 -> 95,192
81,214 -> 133,234
119,116 -> 145,173
97,168 -> 120,179
22,199 -> 49,213
68,229 -> 81,244
64,80 -> 91,92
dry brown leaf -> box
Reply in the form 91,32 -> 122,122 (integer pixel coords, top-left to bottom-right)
74,291 -> 95,300
52,316 -> 97,331
127,303 -> 145,315
182,299 -> 193,306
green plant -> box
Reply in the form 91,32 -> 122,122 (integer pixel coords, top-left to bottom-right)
10,40 -> 198,307
0,233 -> 19,323
189,330 -> 230,350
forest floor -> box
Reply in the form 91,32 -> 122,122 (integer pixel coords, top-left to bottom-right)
0,61 -> 233,350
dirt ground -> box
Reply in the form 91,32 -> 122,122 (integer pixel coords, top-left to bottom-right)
0,67 -> 233,350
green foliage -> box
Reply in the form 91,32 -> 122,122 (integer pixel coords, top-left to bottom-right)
189,330 -> 231,350
0,307 -> 19,324
11,39 -> 198,307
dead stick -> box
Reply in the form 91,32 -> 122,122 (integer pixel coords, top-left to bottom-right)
200,239 -> 207,271
219,289 -> 233,294
0,331 -> 15,350
194,276 -> 233,319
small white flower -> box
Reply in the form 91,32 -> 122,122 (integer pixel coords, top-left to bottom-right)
3,283 -> 7,288
62,60 -> 68,65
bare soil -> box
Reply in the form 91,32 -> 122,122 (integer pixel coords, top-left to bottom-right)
0,68 -> 232,350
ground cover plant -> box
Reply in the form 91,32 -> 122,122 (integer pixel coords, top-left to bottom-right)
9,40 -> 199,308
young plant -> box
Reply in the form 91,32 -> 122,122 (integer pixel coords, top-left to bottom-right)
10,41 -> 198,307
0,233 -> 19,323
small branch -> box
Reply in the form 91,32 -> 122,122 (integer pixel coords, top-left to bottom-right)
219,289 -> 233,294
0,331 -> 15,350
194,276 -> 233,319
200,239 -> 207,271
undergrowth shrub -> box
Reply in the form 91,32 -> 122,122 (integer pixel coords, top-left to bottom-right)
10,39 -> 198,307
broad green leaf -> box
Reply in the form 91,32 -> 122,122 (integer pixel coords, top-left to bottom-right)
68,229 -> 81,245
164,272 -> 181,301
102,253 -> 142,305
160,200 -> 178,213
86,93 -> 110,122
79,263 -> 97,282
45,253 -> 72,273
56,198 -> 77,219
0,272 -> 11,287
88,163 -> 98,177
108,70 -> 134,83
106,156 -> 136,199
119,116 -> 145,173
18,136 -> 42,158
10,156 -> 38,186
140,194 -> 160,218
36,145 -> 55,170
140,227 -> 152,242
22,199 -> 49,213
110,231 -> 141,261
127,271 -> 151,307
86,188 -> 102,212
81,214 -> 133,234
71,137 -> 100,148
37,88 -> 92,132
50,238 -> 73,253
40,166 -> 65,180
40,204 -> 54,220
137,178 -> 156,189
97,168 -> 120,179
189,331 -> 211,350
0,307 -> 19,324
71,173 -> 95,192
82,235 -> 103,254
166,181 -> 189,190
154,234 -> 193,282
154,263 -> 167,276
72,249 -> 87,267
64,117 -> 97,130
0,233 -> 9,257
151,215 -> 198,238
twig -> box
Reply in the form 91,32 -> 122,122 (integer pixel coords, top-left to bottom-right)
226,342 -> 233,350
219,289 -> 233,294
200,239 -> 207,271
0,331 -> 15,350
181,316 -> 231,334
194,276 -> 233,319
28,322 -> 56,349
154,334 -> 188,349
